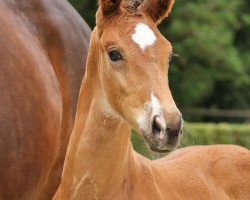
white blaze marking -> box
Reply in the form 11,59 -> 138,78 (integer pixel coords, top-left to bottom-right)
137,93 -> 166,132
151,93 -> 166,130
132,23 -> 157,50
151,94 -> 161,117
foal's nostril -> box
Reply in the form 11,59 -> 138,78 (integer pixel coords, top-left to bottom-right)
152,115 -> 161,134
167,128 -> 179,140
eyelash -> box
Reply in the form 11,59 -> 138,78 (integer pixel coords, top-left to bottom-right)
169,53 -> 179,63
169,52 -> 174,62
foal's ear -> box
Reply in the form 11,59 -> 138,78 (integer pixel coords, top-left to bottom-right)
98,0 -> 122,16
140,0 -> 174,24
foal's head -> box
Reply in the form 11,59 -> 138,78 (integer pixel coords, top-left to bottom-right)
95,0 -> 182,152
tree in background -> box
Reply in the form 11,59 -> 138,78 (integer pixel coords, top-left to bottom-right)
69,0 -> 250,120
163,0 -> 250,110
70,0 -> 97,28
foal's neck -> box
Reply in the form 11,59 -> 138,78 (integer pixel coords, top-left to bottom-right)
56,30 -> 136,199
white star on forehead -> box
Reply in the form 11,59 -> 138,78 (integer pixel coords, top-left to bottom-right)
132,23 -> 157,50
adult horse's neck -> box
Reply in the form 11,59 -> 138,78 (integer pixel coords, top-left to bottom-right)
55,28 -> 136,199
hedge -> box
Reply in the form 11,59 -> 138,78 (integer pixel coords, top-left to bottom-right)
131,123 -> 250,160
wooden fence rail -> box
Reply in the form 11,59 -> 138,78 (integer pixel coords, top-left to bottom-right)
183,108 -> 250,120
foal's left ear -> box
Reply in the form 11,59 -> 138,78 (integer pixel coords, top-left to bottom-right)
140,0 -> 174,24
98,0 -> 122,16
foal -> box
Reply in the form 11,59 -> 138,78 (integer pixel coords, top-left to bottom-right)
54,0 -> 250,199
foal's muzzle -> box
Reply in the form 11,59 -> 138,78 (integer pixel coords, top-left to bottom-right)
143,114 -> 183,153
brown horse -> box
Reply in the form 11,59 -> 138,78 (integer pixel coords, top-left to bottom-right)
0,0 -> 91,199
54,0 -> 250,199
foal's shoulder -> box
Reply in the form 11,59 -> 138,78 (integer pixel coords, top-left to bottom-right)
164,144 -> 249,162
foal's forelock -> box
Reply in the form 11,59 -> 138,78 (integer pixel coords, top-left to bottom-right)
97,0 -> 175,30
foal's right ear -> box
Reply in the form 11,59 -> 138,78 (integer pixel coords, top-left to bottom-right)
140,0 -> 174,24
98,0 -> 122,16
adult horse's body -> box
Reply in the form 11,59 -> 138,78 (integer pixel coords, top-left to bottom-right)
0,0 -> 91,199
54,0 -> 250,199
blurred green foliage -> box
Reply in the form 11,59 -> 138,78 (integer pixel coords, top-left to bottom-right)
69,0 -> 250,121
131,123 -> 250,160
164,0 -> 250,111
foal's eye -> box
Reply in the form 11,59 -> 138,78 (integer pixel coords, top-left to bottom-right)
168,52 -> 179,63
168,52 -> 174,63
108,50 -> 123,62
